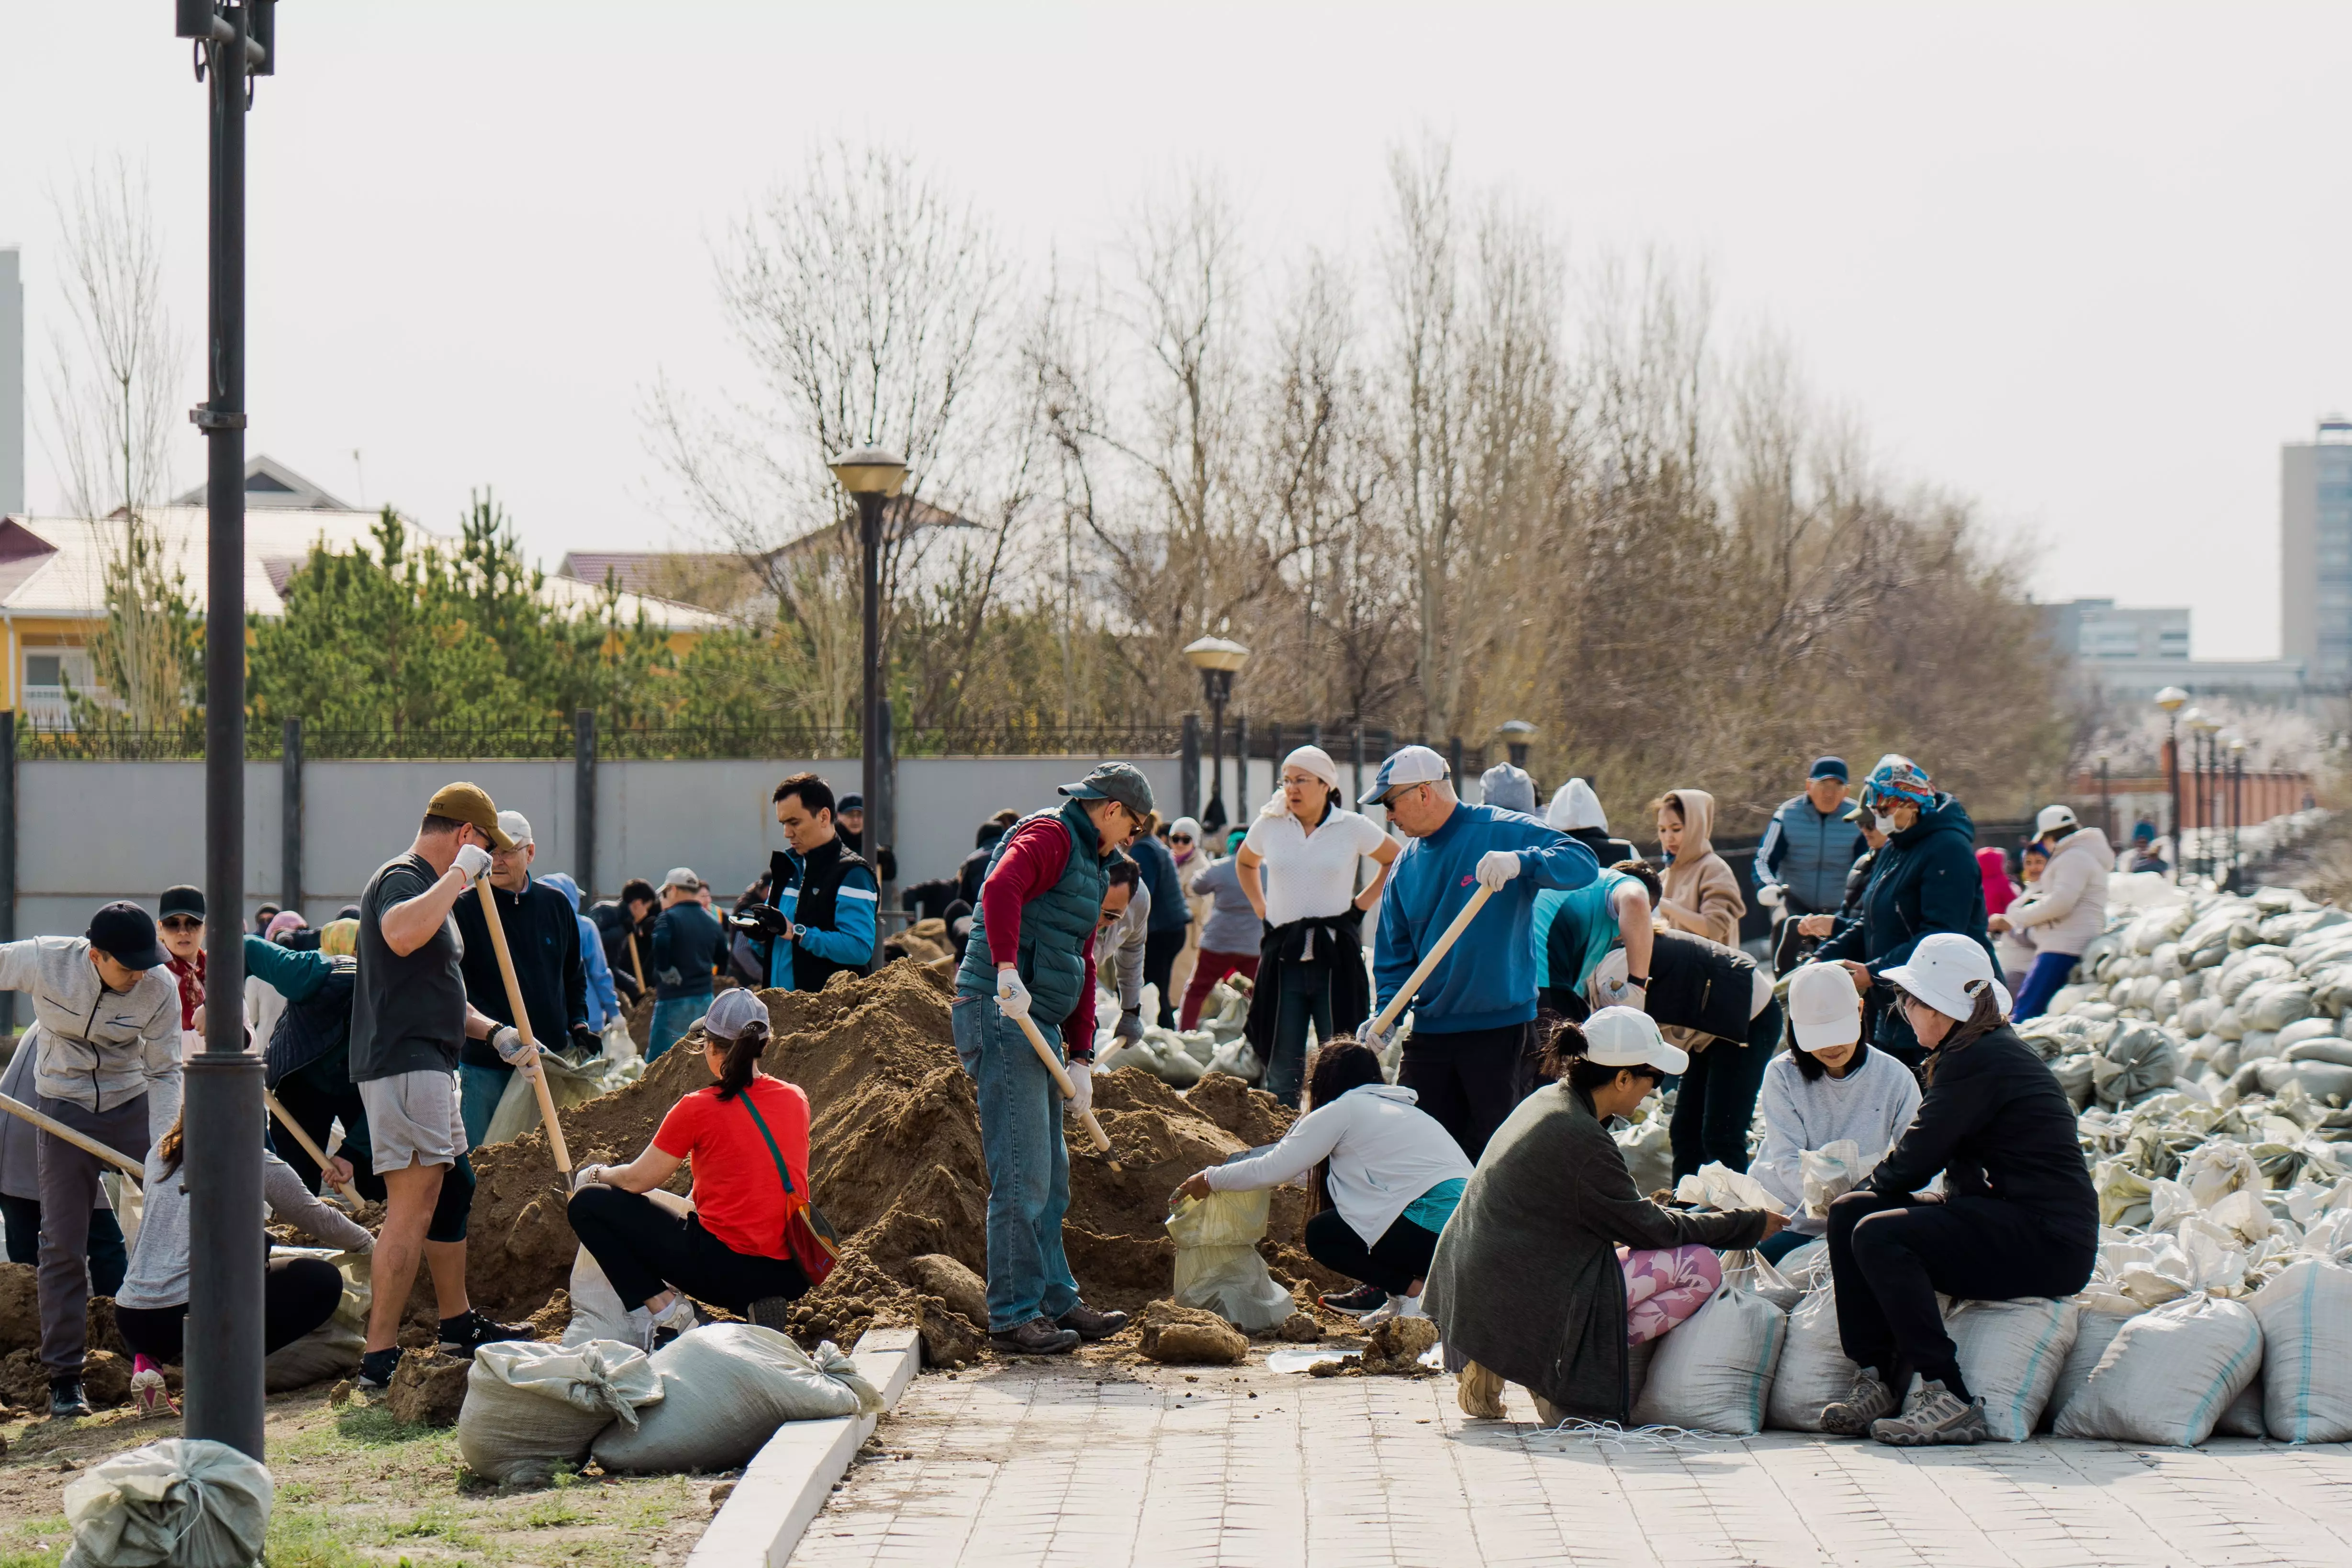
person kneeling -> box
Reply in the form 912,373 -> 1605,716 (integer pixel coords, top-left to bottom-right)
1424,1009 -> 1780,1424
1174,1038 -> 1471,1327
567,990 -> 815,1351
1817,933 -> 2097,1446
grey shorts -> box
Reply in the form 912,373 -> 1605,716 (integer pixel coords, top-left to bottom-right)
357,1070 -> 469,1174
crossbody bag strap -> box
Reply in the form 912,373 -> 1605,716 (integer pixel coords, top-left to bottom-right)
737,1091 -> 797,1199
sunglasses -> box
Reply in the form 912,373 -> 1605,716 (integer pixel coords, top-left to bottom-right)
160,917 -> 203,933
1170,834 -> 1194,844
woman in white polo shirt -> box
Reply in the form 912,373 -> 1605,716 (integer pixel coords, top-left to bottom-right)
1236,745 -> 1400,1105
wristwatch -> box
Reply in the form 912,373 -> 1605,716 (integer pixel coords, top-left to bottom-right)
1625,975 -> 1649,989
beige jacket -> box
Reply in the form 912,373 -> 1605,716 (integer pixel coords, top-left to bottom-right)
1657,788 -> 1746,950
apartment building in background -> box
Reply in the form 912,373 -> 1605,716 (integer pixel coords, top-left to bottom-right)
2283,415 -> 2352,692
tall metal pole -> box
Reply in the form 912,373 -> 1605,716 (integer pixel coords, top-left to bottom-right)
1205,680 -> 1226,823
858,490 -> 883,866
2163,717 -> 2181,877
186,0 -> 266,1459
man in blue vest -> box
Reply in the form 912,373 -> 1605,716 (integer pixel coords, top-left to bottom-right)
1755,756 -> 1869,921
953,762 -> 1154,1355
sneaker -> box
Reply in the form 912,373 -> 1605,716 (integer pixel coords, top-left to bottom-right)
1318,1282 -> 1388,1315
46,1379 -> 90,1421
1054,1301 -> 1129,1341
1871,1380 -> 1989,1446
356,1347 -> 402,1391
647,1296 -> 699,1352
1818,1370 -> 1898,1436
746,1296 -> 796,1334
990,1316 -> 1081,1355
438,1309 -> 530,1356
1358,1293 -> 1424,1328
130,1358 -> 177,1418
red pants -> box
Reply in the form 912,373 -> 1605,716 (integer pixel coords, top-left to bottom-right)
1179,952 -> 1259,1029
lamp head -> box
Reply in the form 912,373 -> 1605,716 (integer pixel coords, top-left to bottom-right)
828,445 -> 908,498
1182,636 -> 1250,675
2154,685 -> 2188,714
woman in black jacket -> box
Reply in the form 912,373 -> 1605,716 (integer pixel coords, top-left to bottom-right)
1816,933 -> 2097,1448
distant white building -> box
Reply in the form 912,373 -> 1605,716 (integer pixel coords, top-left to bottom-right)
2282,415 -> 2352,691
2042,596 -> 2308,712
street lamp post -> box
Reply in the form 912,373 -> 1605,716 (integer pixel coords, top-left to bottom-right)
828,446 -> 907,908
1498,719 -> 1536,789
2095,751 -> 2112,845
2182,706 -> 2208,879
2229,737 -> 2248,886
2155,686 -> 2187,879
174,0 -> 273,1462
1184,638 -> 1249,830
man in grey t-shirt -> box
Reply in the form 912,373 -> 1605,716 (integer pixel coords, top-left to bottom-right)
350,782 -> 539,1389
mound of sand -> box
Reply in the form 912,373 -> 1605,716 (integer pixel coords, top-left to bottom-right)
464,962 -> 1333,1349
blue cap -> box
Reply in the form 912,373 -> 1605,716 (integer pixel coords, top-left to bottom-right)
1809,755 -> 1848,782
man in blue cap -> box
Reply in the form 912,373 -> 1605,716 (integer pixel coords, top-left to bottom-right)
1755,756 -> 1868,928
1363,745 -> 1598,1159
953,761 -> 1152,1355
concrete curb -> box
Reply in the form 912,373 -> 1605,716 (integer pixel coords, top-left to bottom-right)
685,1326 -> 921,1568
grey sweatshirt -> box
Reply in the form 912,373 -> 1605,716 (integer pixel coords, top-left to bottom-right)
1749,1045 -> 1924,1234
0,937 -> 181,1135
116,1137 -> 372,1310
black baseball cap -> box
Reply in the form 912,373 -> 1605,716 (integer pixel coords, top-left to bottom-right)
838,793 -> 864,812
88,902 -> 169,970
158,885 -> 205,921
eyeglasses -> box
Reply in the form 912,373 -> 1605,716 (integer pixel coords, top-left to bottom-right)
1169,834 -> 1193,844
160,917 -> 202,933
1378,783 -> 1424,810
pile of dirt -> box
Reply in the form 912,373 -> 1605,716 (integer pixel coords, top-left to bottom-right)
464,962 -> 1335,1349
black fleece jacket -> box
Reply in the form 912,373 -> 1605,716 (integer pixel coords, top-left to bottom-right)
454,877 -> 586,1068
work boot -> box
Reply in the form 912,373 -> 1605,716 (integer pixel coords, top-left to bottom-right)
439,1309 -> 530,1357
1870,1380 -> 1989,1446
991,1316 -> 1081,1356
47,1378 -> 91,1421
1818,1370 -> 1898,1436
1055,1301 -> 1129,1341
1318,1282 -> 1387,1315
747,1297 -> 796,1334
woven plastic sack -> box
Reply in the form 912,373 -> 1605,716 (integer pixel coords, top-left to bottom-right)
1799,1140 -> 1865,1218
2247,1257 -> 2352,1442
2053,1294 -> 2262,1445
562,1247 -> 636,1347
263,1245 -> 370,1391
1948,1297 -> 2078,1442
460,1338 -> 663,1485
2041,1308 -> 2133,1431
2250,983 -> 2317,1032
1672,1162 -> 1788,1215
594,1325 -> 880,1474
62,1438 -> 272,1568
1613,1117 -> 1672,1198
2216,1381 -> 2268,1438
1629,1284 -> 1785,1435
1765,1285 -> 1859,1433
1167,1188 -> 1295,1331
486,1050 -> 638,1145
2257,1060 -> 2352,1101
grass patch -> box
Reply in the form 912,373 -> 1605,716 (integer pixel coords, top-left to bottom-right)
0,1513 -> 68,1568
261,1507 -> 382,1568
334,1405 -> 443,1447
373,1504 -> 487,1550
518,1495 -> 588,1528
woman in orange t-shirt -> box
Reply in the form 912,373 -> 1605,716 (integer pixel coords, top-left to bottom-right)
566,988 -> 813,1348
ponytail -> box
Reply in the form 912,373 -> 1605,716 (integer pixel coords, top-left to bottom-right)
714,1020 -> 771,1101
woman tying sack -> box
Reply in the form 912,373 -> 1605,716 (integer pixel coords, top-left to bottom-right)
1814,933 -> 2096,1446
1237,745 -> 1400,1106
567,989 -> 817,1351
1426,1008 -> 1782,1424
1173,1038 -> 1471,1325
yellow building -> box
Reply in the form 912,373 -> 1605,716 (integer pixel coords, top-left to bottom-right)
0,457 -> 729,726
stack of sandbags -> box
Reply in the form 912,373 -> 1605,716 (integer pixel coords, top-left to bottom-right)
458,1338 -> 664,1485
593,1325 -> 879,1474
1629,1284 -> 1785,1435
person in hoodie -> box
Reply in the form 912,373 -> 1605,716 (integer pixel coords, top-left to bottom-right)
1991,805 -> 2110,1020
1364,745 -> 1598,1159
1987,845 -> 2040,990
1545,778 -> 1638,869
1479,762 -> 1538,815
1755,757 -> 1869,923
1652,789 -> 1746,949
538,873 -> 620,1037
1176,1037 -> 1473,1325
1814,757 -> 1994,1069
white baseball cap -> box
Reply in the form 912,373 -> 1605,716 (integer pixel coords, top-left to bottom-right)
1787,963 -> 1863,1051
2035,804 -> 2078,837
497,809 -> 534,847
1881,931 -> 2012,1024
1581,1006 -> 1689,1076
661,866 -> 702,892
1360,744 -> 1451,806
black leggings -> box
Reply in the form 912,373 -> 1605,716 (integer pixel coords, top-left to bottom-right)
1826,1189 -> 2094,1396
1143,929 -> 1186,1028
0,1196 -> 126,1299
1303,1208 -> 1441,1298
1668,1000 -> 1781,1180
270,1067 -> 474,1243
567,1185 -> 809,1313
114,1255 -> 347,1366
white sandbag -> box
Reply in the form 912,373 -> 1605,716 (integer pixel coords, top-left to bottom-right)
2247,1257 -> 2352,1442
2215,1381 -> 2267,1438
1947,1297 -> 2078,1442
485,1049 -> 637,1145
1613,1118 -> 1672,1198
2257,1060 -> 2352,1101
1204,1036 -> 1263,1084
264,1319 -> 363,1392
1800,1140 -> 1865,1218
2042,1308 -> 2133,1431
62,1438 -> 272,1568
1167,1189 -> 1295,1331
600,1011 -> 641,1068
1766,1285 -> 1859,1433
459,1338 -> 663,1486
593,1324 -> 880,1474
2053,1294 -> 2263,1446
2285,1036 -> 2352,1068
1672,1162 -> 1788,1214
1629,1285 -> 1785,1436
1775,1237 -> 1830,1290
2249,983 -> 2316,1033
562,1246 -> 637,1347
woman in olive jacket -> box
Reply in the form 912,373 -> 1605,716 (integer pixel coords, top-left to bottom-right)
1425,1009 -> 1781,1423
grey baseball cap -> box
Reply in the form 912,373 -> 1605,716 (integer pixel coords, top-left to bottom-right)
1058,762 -> 1155,818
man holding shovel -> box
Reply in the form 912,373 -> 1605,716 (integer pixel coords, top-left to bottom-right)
952,762 -> 1150,1355
453,809 -> 589,1148
1365,746 -> 1598,1161
352,784 -> 535,1392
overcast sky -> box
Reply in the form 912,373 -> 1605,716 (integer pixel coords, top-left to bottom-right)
6,2 -> 2345,659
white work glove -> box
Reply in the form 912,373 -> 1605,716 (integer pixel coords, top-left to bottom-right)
570,1163 -> 610,1193
1065,1059 -> 1094,1120
995,969 -> 1031,1020
490,1025 -> 542,1080
1758,884 -> 1785,910
1114,1009 -> 1146,1044
1363,1017 -> 1397,1055
453,843 -> 493,881
1474,850 -> 1523,891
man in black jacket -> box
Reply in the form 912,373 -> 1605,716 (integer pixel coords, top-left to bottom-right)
836,794 -> 897,884
452,810 -> 588,1147
736,773 -> 878,993
590,879 -> 658,1004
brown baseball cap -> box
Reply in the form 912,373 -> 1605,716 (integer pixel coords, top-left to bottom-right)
426,782 -> 516,850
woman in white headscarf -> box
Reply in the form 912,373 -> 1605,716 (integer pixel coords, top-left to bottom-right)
1164,815 -> 1206,1021
1236,746 -> 1402,1106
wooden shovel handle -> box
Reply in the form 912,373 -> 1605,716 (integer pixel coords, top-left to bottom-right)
474,875 -> 573,1173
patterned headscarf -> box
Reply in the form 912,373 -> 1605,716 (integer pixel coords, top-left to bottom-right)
1859,755 -> 1935,813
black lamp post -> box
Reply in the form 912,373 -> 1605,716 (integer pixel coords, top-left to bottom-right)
829,446 -> 906,903
2095,750 -> 2112,844
1499,719 -> 1535,771
2229,737 -> 2247,886
2155,686 -> 2186,876
174,0 -> 273,1462
1184,637 -> 1249,830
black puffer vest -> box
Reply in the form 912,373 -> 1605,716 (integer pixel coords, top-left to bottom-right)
769,838 -> 874,992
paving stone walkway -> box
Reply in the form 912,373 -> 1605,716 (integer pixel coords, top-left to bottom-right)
788,1357 -> 2352,1568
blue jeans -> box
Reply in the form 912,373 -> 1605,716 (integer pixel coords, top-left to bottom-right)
952,993 -> 1079,1332
649,991 -> 710,1062
2012,951 -> 2078,1022
458,1060 -> 512,1151
1265,970 -> 1334,1109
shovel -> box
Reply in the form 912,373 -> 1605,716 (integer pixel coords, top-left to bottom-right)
263,1086 -> 363,1206
0,1092 -> 143,1185
1367,882 -> 1495,1039
473,874 -> 574,1179
1005,1007 -> 1123,1175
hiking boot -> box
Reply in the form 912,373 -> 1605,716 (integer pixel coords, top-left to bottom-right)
356,1347 -> 402,1391
1054,1301 -> 1129,1341
1318,1282 -> 1388,1315
46,1379 -> 90,1421
747,1296 -> 796,1334
1870,1380 -> 1989,1446
439,1309 -> 530,1356
1818,1370 -> 1898,1436
991,1316 -> 1081,1355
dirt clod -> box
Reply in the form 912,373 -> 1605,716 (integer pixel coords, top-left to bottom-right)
1137,1302 -> 1247,1365
914,1297 -> 985,1368
80,1350 -> 128,1409
1277,1312 -> 1324,1343
1360,1317 -> 1441,1374
386,1350 -> 470,1427
900,1254 -> 987,1328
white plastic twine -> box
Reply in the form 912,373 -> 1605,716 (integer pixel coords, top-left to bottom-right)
1534,1418 -> 1729,1453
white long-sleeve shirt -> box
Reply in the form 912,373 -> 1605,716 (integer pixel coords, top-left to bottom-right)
1750,1046 -> 1922,1234
1203,1083 -> 1472,1246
